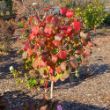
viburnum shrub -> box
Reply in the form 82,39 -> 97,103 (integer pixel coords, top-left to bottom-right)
10,7 -> 93,99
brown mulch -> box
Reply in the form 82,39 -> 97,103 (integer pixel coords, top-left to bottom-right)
0,0 -> 110,109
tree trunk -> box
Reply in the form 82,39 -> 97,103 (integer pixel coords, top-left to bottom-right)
50,81 -> 54,99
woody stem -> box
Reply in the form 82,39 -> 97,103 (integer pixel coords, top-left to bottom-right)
50,81 -> 54,99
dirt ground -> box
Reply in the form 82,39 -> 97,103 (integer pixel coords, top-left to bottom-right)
0,0 -> 110,109
0,27 -> 110,110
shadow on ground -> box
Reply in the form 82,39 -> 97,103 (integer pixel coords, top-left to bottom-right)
0,50 -> 110,86
55,63 -> 110,88
0,90 -> 108,110
79,63 -> 110,79
0,50 -> 22,79
62,101 -> 108,110
0,62 -> 22,79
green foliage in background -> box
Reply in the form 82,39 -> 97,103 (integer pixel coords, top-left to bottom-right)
83,1 -> 106,29
104,13 -> 110,25
76,0 -> 107,29
0,0 -> 13,16
5,0 -> 13,14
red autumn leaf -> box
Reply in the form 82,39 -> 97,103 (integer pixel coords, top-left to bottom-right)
87,41 -> 93,47
67,26 -> 73,34
45,15 -> 59,24
56,66 -> 62,73
29,33 -> 35,40
49,67 -> 54,75
32,26 -> 39,35
51,55 -> 58,63
28,16 -> 34,24
66,9 -> 74,18
60,25 -> 68,30
40,21 -> 46,27
51,16 -> 59,24
72,19 -> 81,32
23,41 -> 30,51
60,7 -> 68,15
33,45 -> 39,53
45,15 -> 53,23
43,6 -> 51,11
33,58 -> 47,68
27,48 -> 33,57
57,50 -> 67,60
52,40 -> 61,47
38,39 -> 45,47
44,26 -> 53,37
82,49 -> 91,57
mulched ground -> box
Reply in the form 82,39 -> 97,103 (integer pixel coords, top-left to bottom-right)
0,27 -> 110,110
0,1 -> 110,109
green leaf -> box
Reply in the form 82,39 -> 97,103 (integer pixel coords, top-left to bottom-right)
59,70 -> 70,81
40,79 -> 45,85
18,22 -> 24,28
77,56 -> 82,62
27,78 -> 37,88
55,73 -> 62,81
57,59 -> 64,65
52,48 -> 58,54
